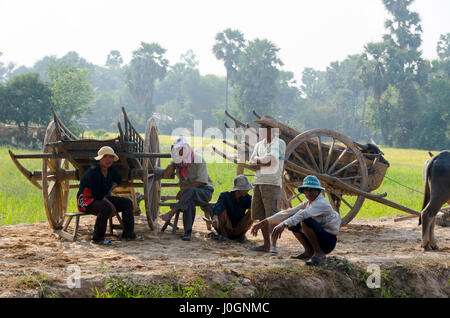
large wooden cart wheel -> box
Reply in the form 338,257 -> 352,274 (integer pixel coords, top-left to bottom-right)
42,121 -> 70,230
143,118 -> 161,230
284,129 -> 369,226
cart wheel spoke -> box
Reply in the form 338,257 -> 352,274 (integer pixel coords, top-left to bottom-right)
328,189 -> 353,210
48,180 -> 56,196
317,136 -> 324,173
327,146 -> 349,175
291,150 -> 313,171
324,191 -> 336,211
304,140 -> 320,172
331,159 -> 358,177
323,138 -> 336,172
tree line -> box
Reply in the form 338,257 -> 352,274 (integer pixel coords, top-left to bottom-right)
0,0 -> 448,150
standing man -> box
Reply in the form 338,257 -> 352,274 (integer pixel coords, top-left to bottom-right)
160,137 -> 214,241
247,117 -> 286,254
251,175 -> 341,266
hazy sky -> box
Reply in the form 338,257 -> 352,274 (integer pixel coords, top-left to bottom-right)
1,0 -> 449,81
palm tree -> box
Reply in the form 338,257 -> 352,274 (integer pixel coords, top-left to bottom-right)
212,29 -> 245,111
360,42 -> 389,143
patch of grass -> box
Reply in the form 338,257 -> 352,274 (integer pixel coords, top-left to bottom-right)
13,270 -> 58,298
211,279 -> 237,298
379,270 -> 395,298
92,275 -> 210,298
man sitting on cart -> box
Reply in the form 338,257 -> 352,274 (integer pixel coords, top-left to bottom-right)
251,175 -> 340,265
160,137 -> 214,241
76,146 -> 144,245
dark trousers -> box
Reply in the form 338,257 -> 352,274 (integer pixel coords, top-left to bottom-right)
175,186 -> 213,234
87,196 -> 135,241
288,218 -> 337,254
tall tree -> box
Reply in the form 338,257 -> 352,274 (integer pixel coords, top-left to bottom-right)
105,50 -> 123,68
0,73 -> 52,143
277,71 -> 302,126
0,60 -> 15,84
126,42 -> 168,119
436,33 -> 450,60
300,67 -> 327,102
382,0 -> 426,147
47,63 -> 94,135
213,28 -> 246,111
359,42 -> 389,143
232,39 -> 283,122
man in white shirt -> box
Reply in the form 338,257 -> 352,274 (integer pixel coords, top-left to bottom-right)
251,175 -> 341,265
247,118 -> 286,254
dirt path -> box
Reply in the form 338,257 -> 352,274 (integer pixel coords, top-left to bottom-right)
0,215 -> 448,297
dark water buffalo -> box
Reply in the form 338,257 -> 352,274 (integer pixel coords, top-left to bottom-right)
420,150 -> 450,251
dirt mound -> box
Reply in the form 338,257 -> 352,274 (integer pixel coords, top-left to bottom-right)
0,216 -> 448,298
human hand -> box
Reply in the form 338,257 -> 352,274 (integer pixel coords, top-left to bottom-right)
250,220 -> 266,237
176,188 -> 185,200
211,215 -> 219,229
271,223 -> 285,242
103,198 -> 117,216
163,162 -> 176,179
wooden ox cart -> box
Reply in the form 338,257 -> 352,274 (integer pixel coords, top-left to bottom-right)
213,111 -> 421,226
9,108 -> 173,239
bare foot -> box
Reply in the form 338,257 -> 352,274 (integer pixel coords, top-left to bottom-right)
160,211 -> 175,222
312,252 -> 326,259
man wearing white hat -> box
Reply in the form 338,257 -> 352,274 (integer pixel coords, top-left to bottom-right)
159,137 -> 214,241
76,146 -> 143,245
251,175 -> 341,266
209,175 -> 254,243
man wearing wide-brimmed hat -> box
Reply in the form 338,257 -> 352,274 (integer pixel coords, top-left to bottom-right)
76,146 -> 143,245
209,175 -> 254,243
247,117 -> 286,254
251,175 -> 341,266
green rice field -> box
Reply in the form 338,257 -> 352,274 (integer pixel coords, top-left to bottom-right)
0,138 -> 440,226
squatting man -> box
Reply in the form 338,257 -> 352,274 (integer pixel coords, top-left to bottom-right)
251,175 -> 341,266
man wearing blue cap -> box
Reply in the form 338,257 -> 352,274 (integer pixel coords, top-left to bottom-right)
251,175 -> 341,265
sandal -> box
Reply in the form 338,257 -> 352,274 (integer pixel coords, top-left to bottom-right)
123,235 -> 144,242
237,236 -> 250,244
248,245 -> 270,253
207,232 -> 219,240
93,238 -> 112,245
270,247 -> 279,255
291,253 -> 311,260
306,256 -> 326,266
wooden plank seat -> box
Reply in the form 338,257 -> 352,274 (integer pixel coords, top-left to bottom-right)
57,211 -> 124,242
160,202 -> 216,234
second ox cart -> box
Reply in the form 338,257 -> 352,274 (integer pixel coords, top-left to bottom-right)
213,111 -> 421,226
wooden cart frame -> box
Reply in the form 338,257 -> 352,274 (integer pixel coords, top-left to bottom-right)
213,111 -> 421,226
9,107 -> 173,234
